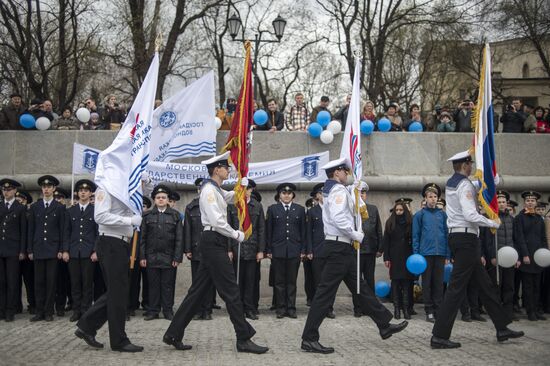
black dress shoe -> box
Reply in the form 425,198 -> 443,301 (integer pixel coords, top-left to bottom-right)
269,305 -> 277,311
128,310 -> 136,317
409,308 -> 417,315
70,312 -> 81,322
144,313 -> 159,321
163,335 -> 192,351
287,311 -> 297,319
212,304 -> 222,310
535,312 -> 547,321
301,340 -> 334,354
30,314 -> 44,322
65,304 -> 73,312
193,314 -> 202,320
163,313 -> 174,320
44,315 -> 54,322
75,328 -> 104,349
56,310 -> 65,317
5,314 -> 14,322
527,313 -> 538,321
354,310 -> 362,318
430,336 -> 461,349
426,314 -> 435,323
276,312 -> 286,319
326,311 -> 335,319
245,312 -> 259,320
402,309 -> 411,320
306,300 -> 312,307
236,339 -> 269,354
113,343 -> 144,353
471,314 -> 487,322
461,313 -> 472,322
496,328 -> 525,342
379,321 -> 408,340
513,305 -> 522,314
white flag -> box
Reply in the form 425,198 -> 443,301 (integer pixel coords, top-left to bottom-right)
340,59 -> 362,179
150,71 -> 216,162
72,143 -> 101,175
94,52 -> 159,215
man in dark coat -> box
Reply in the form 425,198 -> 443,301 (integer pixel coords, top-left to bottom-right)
28,175 -> 65,321
0,93 -> 26,130
53,187 -> 71,315
266,183 -> 307,318
15,190 -> 35,315
228,179 -> 265,319
63,180 -> 98,322
140,185 -> 184,321
514,191 -> 547,321
0,179 -> 27,321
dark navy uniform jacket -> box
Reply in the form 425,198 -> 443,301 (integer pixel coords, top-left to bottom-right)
183,198 -> 204,262
63,204 -> 98,258
27,199 -> 65,259
266,202 -> 306,258
306,204 -> 323,256
0,200 -> 27,257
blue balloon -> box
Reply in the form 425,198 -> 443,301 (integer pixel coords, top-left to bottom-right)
360,120 -> 374,135
408,121 -> 423,132
406,254 -> 428,275
316,111 -> 331,127
308,122 -> 323,138
444,263 -> 453,284
377,117 -> 391,132
253,110 -> 268,125
19,114 -> 36,129
375,280 -> 391,297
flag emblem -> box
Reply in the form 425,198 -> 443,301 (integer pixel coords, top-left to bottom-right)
301,156 -> 320,179
82,149 -> 99,172
159,111 -> 177,128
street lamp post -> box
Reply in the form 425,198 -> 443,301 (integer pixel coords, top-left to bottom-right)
227,13 -> 287,101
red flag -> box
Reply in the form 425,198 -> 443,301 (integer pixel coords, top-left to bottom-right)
222,41 -> 253,238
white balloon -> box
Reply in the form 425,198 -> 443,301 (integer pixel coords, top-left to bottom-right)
215,117 -> 222,130
35,117 -> 51,131
498,246 -> 519,268
76,107 -> 91,123
534,248 -> 550,267
320,130 -> 334,144
327,120 -> 342,135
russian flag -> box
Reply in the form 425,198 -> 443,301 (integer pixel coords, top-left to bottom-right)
473,44 -> 499,220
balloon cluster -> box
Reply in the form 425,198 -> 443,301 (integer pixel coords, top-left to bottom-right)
308,111 -> 341,144
360,118 -> 392,135
19,114 -> 52,130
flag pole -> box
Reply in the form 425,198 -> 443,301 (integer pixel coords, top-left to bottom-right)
355,187 -> 360,294
494,232 -> 499,285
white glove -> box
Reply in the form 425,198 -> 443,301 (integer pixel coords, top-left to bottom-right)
241,177 -> 249,187
234,230 -> 245,243
351,230 -> 364,243
130,215 -> 142,226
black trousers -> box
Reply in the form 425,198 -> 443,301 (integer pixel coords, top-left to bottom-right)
34,258 -> 58,316
147,267 -> 176,315
422,256 -> 445,315
303,259 -> 315,303
234,259 -> 257,313
191,260 -> 213,314
432,233 -> 510,340
459,276 -> 480,316
312,257 -> 333,312
165,231 -> 255,342
77,236 -> 131,349
55,260 -> 71,311
68,258 -> 94,314
513,268 -> 523,307
272,257 -> 300,312
93,262 -> 106,302
392,279 -> 412,309
542,267 -> 550,312
17,258 -> 35,311
128,265 -> 147,311
352,253 -> 376,311
0,256 -> 19,317
253,261 -> 261,310
302,241 -> 392,342
521,272 -> 541,315
488,266 -> 515,317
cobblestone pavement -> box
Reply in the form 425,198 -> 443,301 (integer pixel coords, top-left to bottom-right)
1,261 -> 549,366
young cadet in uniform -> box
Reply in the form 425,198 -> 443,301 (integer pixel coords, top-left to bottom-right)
514,191 -> 547,321
53,187 -> 71,316
228,179 -> 266,320
431,151 -> 524,349
28,175 -> 65,322
301,158 -> 407,354
164,152 -> 268,354
63,179 -> 98,322
266,183 -> 307,319
0,179 -> 27,322
75,178 -> 146,353
15,190 -> 35,315
140,185 -> 183,321
307,183 -> 335,318
183,177 -> 214,320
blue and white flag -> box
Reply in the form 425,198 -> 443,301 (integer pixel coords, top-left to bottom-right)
149,71 -> 216,162
94,52 -> 159,215
72,143 -> 101,174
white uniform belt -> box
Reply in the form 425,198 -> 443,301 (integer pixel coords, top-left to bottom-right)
100,233 -> 131,243
325,235 -> 352,244
448,227 -> 479,236
203,225 -> 216,231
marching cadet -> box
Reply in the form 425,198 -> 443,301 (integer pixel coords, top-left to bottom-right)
28,175 -> 66,322
301,158 -> 407,354
15,190 -> 35,315
307,183 -> 335,318
431,151 -> 523,349
183,178 -> 214,320
53,187 -> 71,316
0,179 -> 27,322
536,201 -> 548,217
63,179 -> 98,322
140,185 -> 183,321
514,191 -> 547,321
266,183 -> 307,319
164,152 -> 268,354
228,179 -> 266,320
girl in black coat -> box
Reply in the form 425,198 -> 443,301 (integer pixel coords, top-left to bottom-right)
383,202 -> 413,319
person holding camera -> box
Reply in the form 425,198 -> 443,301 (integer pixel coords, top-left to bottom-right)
103,95 -> 126,130
452,100 -> 474,132
500,99 -> 527,133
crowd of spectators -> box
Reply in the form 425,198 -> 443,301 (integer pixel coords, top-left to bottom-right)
2,91 -> 550,133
